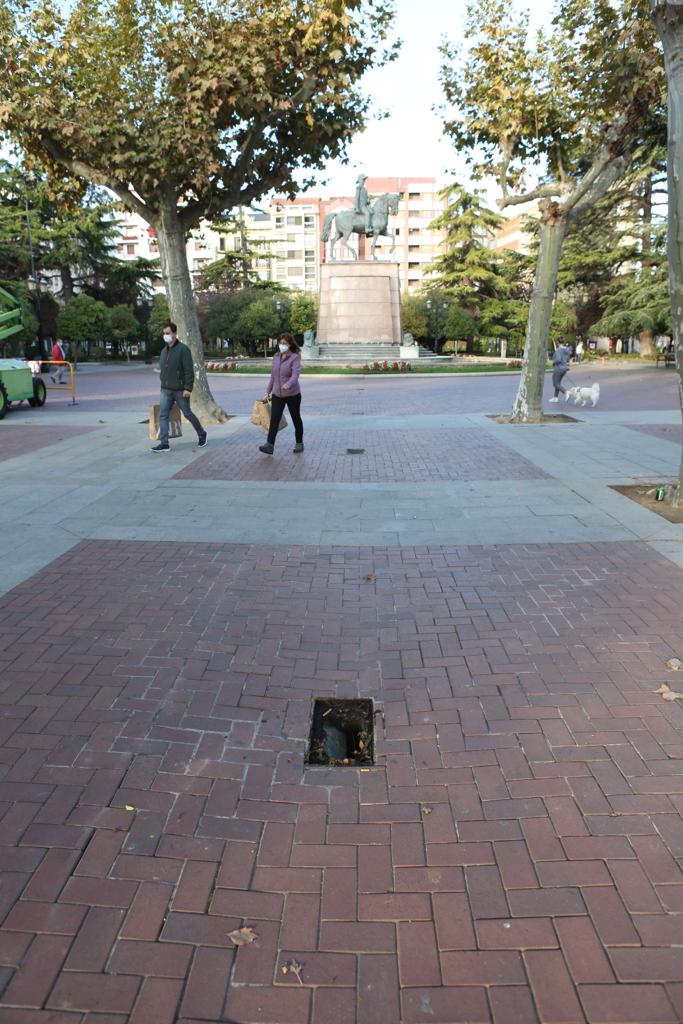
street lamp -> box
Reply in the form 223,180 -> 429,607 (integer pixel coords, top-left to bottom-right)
425,298 -> 449,354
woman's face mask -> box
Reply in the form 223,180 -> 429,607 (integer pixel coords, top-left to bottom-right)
278,343 -> 289,353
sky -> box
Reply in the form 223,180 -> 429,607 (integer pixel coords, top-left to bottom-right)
308,0 -> 550,198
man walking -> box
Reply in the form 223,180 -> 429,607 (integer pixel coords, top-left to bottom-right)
548,341 -> 572,403
151,322 -> 207,452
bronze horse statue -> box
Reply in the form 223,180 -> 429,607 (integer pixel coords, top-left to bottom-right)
321,193 -> 400,261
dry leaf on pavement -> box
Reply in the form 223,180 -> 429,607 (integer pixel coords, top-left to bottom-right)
228,926 -> 258,946
654,683 -> 683,702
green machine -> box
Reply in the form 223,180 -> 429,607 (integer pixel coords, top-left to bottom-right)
0,287 -> 46,418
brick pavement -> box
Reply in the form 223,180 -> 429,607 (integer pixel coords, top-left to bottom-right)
0,425 -> 99,462
3,539 -> 683,1021
174,427 -> 548,484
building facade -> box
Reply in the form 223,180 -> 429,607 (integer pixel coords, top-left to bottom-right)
114,176 -> 454,296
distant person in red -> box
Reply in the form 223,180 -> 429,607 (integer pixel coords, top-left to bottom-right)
51,339 -> 67,384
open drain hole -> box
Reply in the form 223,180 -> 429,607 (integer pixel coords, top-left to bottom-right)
346,447 -> 366,454
306,698 -> 374,766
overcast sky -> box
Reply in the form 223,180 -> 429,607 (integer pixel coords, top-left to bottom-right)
308,0 -> 549,197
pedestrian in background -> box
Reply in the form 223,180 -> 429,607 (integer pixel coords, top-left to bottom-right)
51,338 -> 68,384
259,332 -> 304,455
575,340 -> 584,363
151,322 -> 207,452
549,341 -> 572,403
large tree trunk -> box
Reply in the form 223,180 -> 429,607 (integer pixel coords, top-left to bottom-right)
511,203 -> 567,422
157,197 -> 228,422
639,328 -> 655,357
651,3 -> 683,503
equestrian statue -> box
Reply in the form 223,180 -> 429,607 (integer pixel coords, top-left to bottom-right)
321,174 -> 400,261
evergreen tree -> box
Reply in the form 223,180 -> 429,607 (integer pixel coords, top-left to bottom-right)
428,185 -> 508,311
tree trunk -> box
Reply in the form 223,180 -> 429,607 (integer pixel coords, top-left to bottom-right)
511,205 -> 567,422
651,4 -> 683,503
639,328 -> 655,357
157,197 -> 228,422
60,265 -> 75,303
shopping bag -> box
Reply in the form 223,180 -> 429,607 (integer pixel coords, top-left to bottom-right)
250,398 -> 287,434
148,403 -> 182,440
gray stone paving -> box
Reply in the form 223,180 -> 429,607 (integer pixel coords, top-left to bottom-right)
2,368 -> 683,598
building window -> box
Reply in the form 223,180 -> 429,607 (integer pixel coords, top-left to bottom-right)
275,216 -> 284,228
126,243 -> 136,255
409,245 -> 420,252
408,210 -> 421,218
287,250 -> 303,260
409,192 -> 421,199
287,267 -> 303,278
304,215 -> 315,227
304,249 -> 316,261
408,261 -> 420,269
287,215 -> 303,226
409,228 -> 420,235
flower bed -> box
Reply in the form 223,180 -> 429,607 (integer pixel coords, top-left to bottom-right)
205,361 -> 238,372
362,360 -> 413,372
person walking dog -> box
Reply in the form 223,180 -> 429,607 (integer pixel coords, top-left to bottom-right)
151,322 -> 207,452
549,341 -> 572,403
259,332 -> 304,455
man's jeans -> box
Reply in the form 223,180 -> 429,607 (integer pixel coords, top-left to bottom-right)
159,388 -> 203,444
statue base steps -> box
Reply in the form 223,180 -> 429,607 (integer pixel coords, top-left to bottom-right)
315,343 -> 433,362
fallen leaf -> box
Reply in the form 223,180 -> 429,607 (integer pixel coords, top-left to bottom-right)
124,805 -> 134,811
422,805 -> 433,815
654,683 -> 683,701
667,658 -> 683,671
366,572 -> 375,581
228,926 -> 257,946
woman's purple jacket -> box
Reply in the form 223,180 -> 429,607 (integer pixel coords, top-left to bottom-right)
267,352 -> 301,397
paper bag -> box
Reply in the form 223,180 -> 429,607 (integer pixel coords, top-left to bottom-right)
250,398 -> 287,434
149,403 -> 182,440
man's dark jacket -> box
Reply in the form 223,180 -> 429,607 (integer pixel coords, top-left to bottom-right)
160,340 -> 194,392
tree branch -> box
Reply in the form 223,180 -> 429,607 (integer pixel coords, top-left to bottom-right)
39,133 -> 153,223
560,112 -> 630,216
566,155 -> 630,224
497,181 -> 567,209
180,72 -> 320,229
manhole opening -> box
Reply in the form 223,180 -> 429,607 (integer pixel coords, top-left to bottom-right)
346,447 -> 366,454
306,698 -> 374,766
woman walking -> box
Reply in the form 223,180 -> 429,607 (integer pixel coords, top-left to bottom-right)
259,332 -> 304,455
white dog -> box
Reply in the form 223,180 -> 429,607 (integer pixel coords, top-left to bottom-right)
565,382 -> 600,407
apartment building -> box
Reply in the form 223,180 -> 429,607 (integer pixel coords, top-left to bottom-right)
114,177 -> 450,294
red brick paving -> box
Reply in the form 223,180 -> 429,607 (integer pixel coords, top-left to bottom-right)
2,539 -> 683,1022
0,425 -> 99,462
174,426 -> 548,483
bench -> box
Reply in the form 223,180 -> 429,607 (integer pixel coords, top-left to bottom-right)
656,350 -> 676,367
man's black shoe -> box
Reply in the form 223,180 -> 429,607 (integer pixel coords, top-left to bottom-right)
197,432 -> 208,448
150,443 -> 170,452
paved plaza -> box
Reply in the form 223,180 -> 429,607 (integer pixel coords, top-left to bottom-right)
3,363 -> 683,1023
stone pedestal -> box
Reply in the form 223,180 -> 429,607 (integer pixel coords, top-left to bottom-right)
317,261 -> 402,346
301,344 -> 320,360
400,345 -> 420,359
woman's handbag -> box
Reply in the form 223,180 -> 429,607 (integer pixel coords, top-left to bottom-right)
250,397 -> 287,433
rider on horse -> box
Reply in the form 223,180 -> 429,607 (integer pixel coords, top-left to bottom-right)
354,174 -> 373,236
